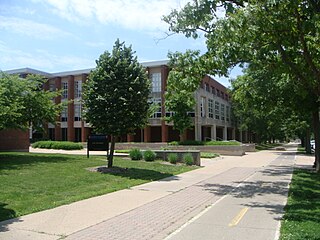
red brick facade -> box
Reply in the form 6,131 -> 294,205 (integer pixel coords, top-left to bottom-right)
0,129 -> 29,152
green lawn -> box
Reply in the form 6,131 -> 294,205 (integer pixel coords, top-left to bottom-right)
279,169 -> 320,240
255,143 -> 282,151
0,152 -> 197,222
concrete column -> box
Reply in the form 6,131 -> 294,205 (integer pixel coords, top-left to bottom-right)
144,126 -> 151,142
223,126 -> 227,141
239,130 -> 243,142
67,75 -> 75,142
195,122 -> 201,141
54,77 -> 61,141
211,124 -> 217,140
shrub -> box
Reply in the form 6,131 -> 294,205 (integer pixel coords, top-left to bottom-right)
31,141 -> 83,150
183,153 -> 194,166
129,148 -> 143,160
201,152 -> 220,158
168,141 -> 179,146
143,149 -> 156,162
168,153 -> 178,164
205,141 -> 240,146
179,140 -> 204,146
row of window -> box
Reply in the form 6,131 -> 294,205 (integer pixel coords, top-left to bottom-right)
49,80 -> 82,99
61,104 -> 82,122
203,83 -> 229,101
202,97 -> 231,122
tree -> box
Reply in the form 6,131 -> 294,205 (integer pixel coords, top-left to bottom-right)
82,39 -> 150,168
165,50 -> 207,141
164,0 -> 320,172
0,72 -> 60,132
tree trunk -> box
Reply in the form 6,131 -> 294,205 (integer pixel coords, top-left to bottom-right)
107,135 -> 116,168
305,128 -> 311,154
312,110 -> 320,172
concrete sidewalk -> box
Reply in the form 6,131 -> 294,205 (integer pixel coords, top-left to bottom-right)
0,146 -> 314,240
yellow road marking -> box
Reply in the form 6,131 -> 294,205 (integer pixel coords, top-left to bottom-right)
228,207 -> 249,227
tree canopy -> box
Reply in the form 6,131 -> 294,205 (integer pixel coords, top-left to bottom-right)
164,0 -> 320,171
82,39 -> 150,167
0,72 -> 60,132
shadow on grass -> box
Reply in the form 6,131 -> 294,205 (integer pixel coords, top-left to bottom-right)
0,203 -> 20,231
95,166 -> 178,181
0,153 -> 71,171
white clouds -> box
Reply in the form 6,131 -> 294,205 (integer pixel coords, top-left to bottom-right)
0,41 -> 94,72
42,0 -> 188,31
0,16 -> 72,39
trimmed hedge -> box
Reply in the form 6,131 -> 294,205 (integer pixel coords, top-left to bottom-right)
32,141 -> 83,150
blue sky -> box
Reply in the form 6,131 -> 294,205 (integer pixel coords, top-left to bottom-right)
0,0 -> 241,87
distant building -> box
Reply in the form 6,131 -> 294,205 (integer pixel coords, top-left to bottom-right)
5,60 -> 250,143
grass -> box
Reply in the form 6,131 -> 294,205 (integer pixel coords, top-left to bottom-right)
279,169 -> 320,240
115,149 -> 131,153
255,143 -> 282,151
0,152 -> 197,222
200,152 -> 220,158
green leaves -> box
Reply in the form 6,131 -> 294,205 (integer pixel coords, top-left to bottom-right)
82,39 -> 150,136
0,72 -> 60,131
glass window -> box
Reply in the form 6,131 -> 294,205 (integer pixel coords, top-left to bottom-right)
200,97 -> 206,117
61,106 -> 68,122
208,99 -> 214,118
74,104 -> 81,121
150,73 -> 161,92
62,82 -> 68,99
205,84 -> 210,92
221,104 -> 225,121
149,98 -> 162,118
74,81 -> 82,98
215,101 -> 220,120
211,87 -> 216,95
226,106 -> 230,122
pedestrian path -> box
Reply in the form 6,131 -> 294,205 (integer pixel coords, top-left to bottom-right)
0,146 -> 314,240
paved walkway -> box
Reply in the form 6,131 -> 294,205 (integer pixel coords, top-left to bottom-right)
0,145 -> 314,240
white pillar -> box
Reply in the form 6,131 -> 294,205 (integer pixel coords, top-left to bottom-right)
211,124 -> 216,140
223,126 -> 227,141
232,128 -> 236,140
240,130 -> 243,142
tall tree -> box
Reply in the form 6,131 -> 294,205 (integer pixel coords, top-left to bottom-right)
82,39 -> 150,168
0,72 -> 60,132
164,0 -> 320,172
165,50 -> 207,140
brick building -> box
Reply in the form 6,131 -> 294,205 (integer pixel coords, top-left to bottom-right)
5,60 -> 249,143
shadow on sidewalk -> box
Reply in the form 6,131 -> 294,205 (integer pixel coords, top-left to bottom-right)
0,202 -> 22,232
199,164 -> 294,219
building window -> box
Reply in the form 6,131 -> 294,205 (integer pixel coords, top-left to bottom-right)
49,83 -> 55,92
150,73 -> 161,92
221,104 -> 225,121
200,97 -> 206,117
205,83 -> 210,92
150,98 -> 162,118
61,106 -> 68,122
74,104 -> 81,121
211,86 -> 216,95
74,81 -> 82,98
62,82 -> 68,99
61,128 -> 68,141
188,112 -> 195,117
226,106 -> 230,122
215,101 -> 220,120
216,89 -> 220,97
208,99 -> 214,118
